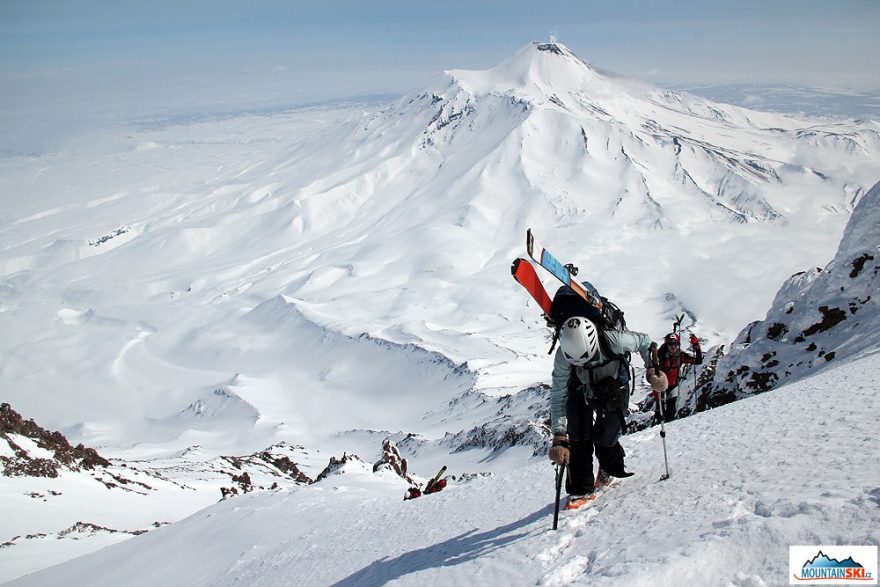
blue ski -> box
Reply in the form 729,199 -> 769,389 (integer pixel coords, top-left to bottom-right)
526,228 -> 603,311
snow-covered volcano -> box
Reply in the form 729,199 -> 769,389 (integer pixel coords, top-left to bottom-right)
2,40 -> 879,451
1,39 -> 878,451
1,42 -> 880,580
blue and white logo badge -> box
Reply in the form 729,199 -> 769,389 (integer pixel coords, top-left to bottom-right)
790,545 -> 878,584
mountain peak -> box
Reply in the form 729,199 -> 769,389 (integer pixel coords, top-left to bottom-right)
535,41 -> 566,56
447,41 -> 610,99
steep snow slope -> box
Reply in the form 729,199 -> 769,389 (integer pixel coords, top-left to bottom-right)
9,351 -> 879,587
684,180 -> 880,411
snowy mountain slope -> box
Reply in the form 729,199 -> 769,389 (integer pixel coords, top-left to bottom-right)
682,179 -> 880,412
2,41 -> 880,580
9,351 -> 879,587
2,42 -> 878,448
0,403 -> 322,582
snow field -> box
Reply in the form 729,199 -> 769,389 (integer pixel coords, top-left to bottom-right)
2,42 -> 879,584
9,351 -> 878,586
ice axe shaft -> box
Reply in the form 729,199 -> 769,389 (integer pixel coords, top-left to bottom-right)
552,463 -> 566,530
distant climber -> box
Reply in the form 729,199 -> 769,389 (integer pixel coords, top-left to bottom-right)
655,333 -> 702,421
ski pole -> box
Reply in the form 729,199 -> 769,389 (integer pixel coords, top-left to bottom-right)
552,463 -> 566,530
651,344 -> 671,481
670,314 -> 684,421
655,392 -> 671,481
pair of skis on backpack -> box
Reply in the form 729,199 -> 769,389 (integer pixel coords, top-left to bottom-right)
512,228 -> 603,321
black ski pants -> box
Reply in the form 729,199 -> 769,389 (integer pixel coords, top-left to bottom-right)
654,385 -> 678,423
664,393 -> 677,422
565,391 -> 626,495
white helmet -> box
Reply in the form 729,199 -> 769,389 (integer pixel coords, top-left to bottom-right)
559,317 -> 600,365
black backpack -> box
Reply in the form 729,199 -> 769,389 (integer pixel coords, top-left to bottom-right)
548,282 -> 634,407
547,282 -> 627,346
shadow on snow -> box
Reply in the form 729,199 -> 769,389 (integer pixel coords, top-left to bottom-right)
331,505 -> 552,586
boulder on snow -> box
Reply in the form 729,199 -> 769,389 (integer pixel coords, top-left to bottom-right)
315,452 -> 366,482
256,450 -> 313,484
372,439 -> 415,484
220,472 -> 253,499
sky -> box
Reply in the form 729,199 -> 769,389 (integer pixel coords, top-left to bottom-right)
1,0 -> 879,151
2,0 -> 878,85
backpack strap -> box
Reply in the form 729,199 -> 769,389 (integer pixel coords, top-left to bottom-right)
589,332 -> 632,385
548,324 -> 561,355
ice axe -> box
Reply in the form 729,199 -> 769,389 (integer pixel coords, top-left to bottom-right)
552,463 -> 566,530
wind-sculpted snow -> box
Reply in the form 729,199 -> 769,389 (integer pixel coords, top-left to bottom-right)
168,295 -> 478,444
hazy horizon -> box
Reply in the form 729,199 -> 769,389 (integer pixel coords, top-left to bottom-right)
1,1 -> 879,153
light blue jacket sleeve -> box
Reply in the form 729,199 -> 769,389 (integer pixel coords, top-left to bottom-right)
604,330 -> 655,367
549,348 -> 572,435
549,330 -> 655,435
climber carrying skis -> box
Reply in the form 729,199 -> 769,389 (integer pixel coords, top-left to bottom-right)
548,317 -> 667,510
513,229 -> 668,511
654,333 -> 702,422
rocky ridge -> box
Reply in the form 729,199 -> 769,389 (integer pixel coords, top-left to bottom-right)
684,180 -> 880,410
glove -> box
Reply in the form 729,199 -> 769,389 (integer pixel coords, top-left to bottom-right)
646,368 -> 668,394
689,333 -> 700,347
548,434 -> 570,465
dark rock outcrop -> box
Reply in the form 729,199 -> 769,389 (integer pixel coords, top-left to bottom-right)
1,403 -> 110,478
372,439 -> 415,484
315,453 -> 364,482
689,180 -> 880,410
